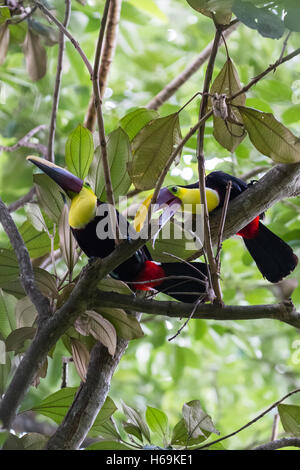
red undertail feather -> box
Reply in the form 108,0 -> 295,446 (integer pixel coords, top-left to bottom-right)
133,261 -> 165,290
237,216 -> 260,239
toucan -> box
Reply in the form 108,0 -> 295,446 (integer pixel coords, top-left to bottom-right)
26,156 -> 209,303
135,171 -> 298,284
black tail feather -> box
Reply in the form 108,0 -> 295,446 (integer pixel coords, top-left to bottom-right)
243,222 -> 298,283
156,262 -> 208,303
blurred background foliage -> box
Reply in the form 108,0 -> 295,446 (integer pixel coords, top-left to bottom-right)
0,0 -> 300,449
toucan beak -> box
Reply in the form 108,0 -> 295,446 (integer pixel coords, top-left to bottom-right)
134,187 -> 182,234
26,156 -> 83,194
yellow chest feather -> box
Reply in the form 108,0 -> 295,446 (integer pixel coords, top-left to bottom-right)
69,187 -> 97,229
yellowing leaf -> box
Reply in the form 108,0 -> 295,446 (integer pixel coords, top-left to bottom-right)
0,23 -> 9,65
71,338 -> 90,382
239,106 -> 300,163
23,30 -> 47,81
59,203 -> 79,275
210,58 -> 246,152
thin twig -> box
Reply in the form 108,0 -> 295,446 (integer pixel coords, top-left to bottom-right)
197,387 -> 300,450
0,124 -> 47,155
146,23 -> 238,110
8,187 -> 36,213
215,181 -> 232,269
48,0 -> 71,162
33,1 -> 93,76
196,25 -> 223,304
168,297 -> 203,342
228,47 -> 300,102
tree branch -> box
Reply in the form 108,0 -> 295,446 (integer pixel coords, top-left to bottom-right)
0,198 -> 51,324
253,437 -> 300,451
0,124 -> 47,155
91,291 -> 300,329
47,0 -> 71,162
84,0 -> 122,131
46,339 -> 128,450
8,187 -> 35,213
146,23 -> 238,110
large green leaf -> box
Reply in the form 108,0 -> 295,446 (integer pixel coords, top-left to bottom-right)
278,404 -> 300,436
120,108 -> 159,141
88,127 -> 132,200
65,124 -> 94,180
239,106 -> 300,163
210,58 -> 246,152
31,387 -> 117,427
97,307 -> 144,340
232,1 -> 285,38
129,113 -> 182,190
19,220 -> 59,259
146,406 -> 168,442
122,402 -> 151,442
34,173 -> 65,224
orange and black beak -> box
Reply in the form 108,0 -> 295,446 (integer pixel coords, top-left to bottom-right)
26,156 -> 83,195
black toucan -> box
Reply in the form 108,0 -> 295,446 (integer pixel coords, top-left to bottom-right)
27,156 -> 209,303
136,171 -> 298,283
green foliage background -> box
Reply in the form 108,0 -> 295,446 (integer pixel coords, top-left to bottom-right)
0,0 -> 300,449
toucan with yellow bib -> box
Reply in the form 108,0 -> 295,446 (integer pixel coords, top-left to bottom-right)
26,156 -> 209,303
135,171 -> 298,283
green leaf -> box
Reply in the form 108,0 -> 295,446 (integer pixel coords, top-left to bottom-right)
210,58 -> 246,152
31,387 -> 78,424
120,108 -> 159,141
65,124 -> 94,180
232,1 -> 285,39
122,402 -> 151,442
19,220 -> 59,259
186,0 -> 233,23
0,6 -> 11,25
86,441 -> 132,450
284,2 -> 300,32
23,30 -> 47,81
146,406 -> 168,440
89,418 -> 121,440
0,289 -> 17,339
171,418 -> 207,447
123,422 -> 143,442
0,353 -> 11,395
127,0 -> 168,23
15,296 -> 37,329
58,203 -> 79,275
97,307 -> 144,340
278,404 -> 300,436
5,327 -> 36,353
239,106 -> 300,163
0,23 -> 9,65
90,397 -> 118,434
129,113 -> 182,190
182,400 -> 219,439
34,173 -> 65,224
88,127 -> 132,200
20,433 -> 48,450
25,203 -> 48,232
0,249 -> 19,286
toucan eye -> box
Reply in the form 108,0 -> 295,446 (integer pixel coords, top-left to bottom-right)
85,182 -> 91,188
171,186 -> 178,193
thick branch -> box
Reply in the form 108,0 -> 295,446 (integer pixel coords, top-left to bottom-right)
46,339 -> 128,449
91,291 -> 300,329
253,437 -> 300,451
0,198 -> 51,324
84,0 -> 122,131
